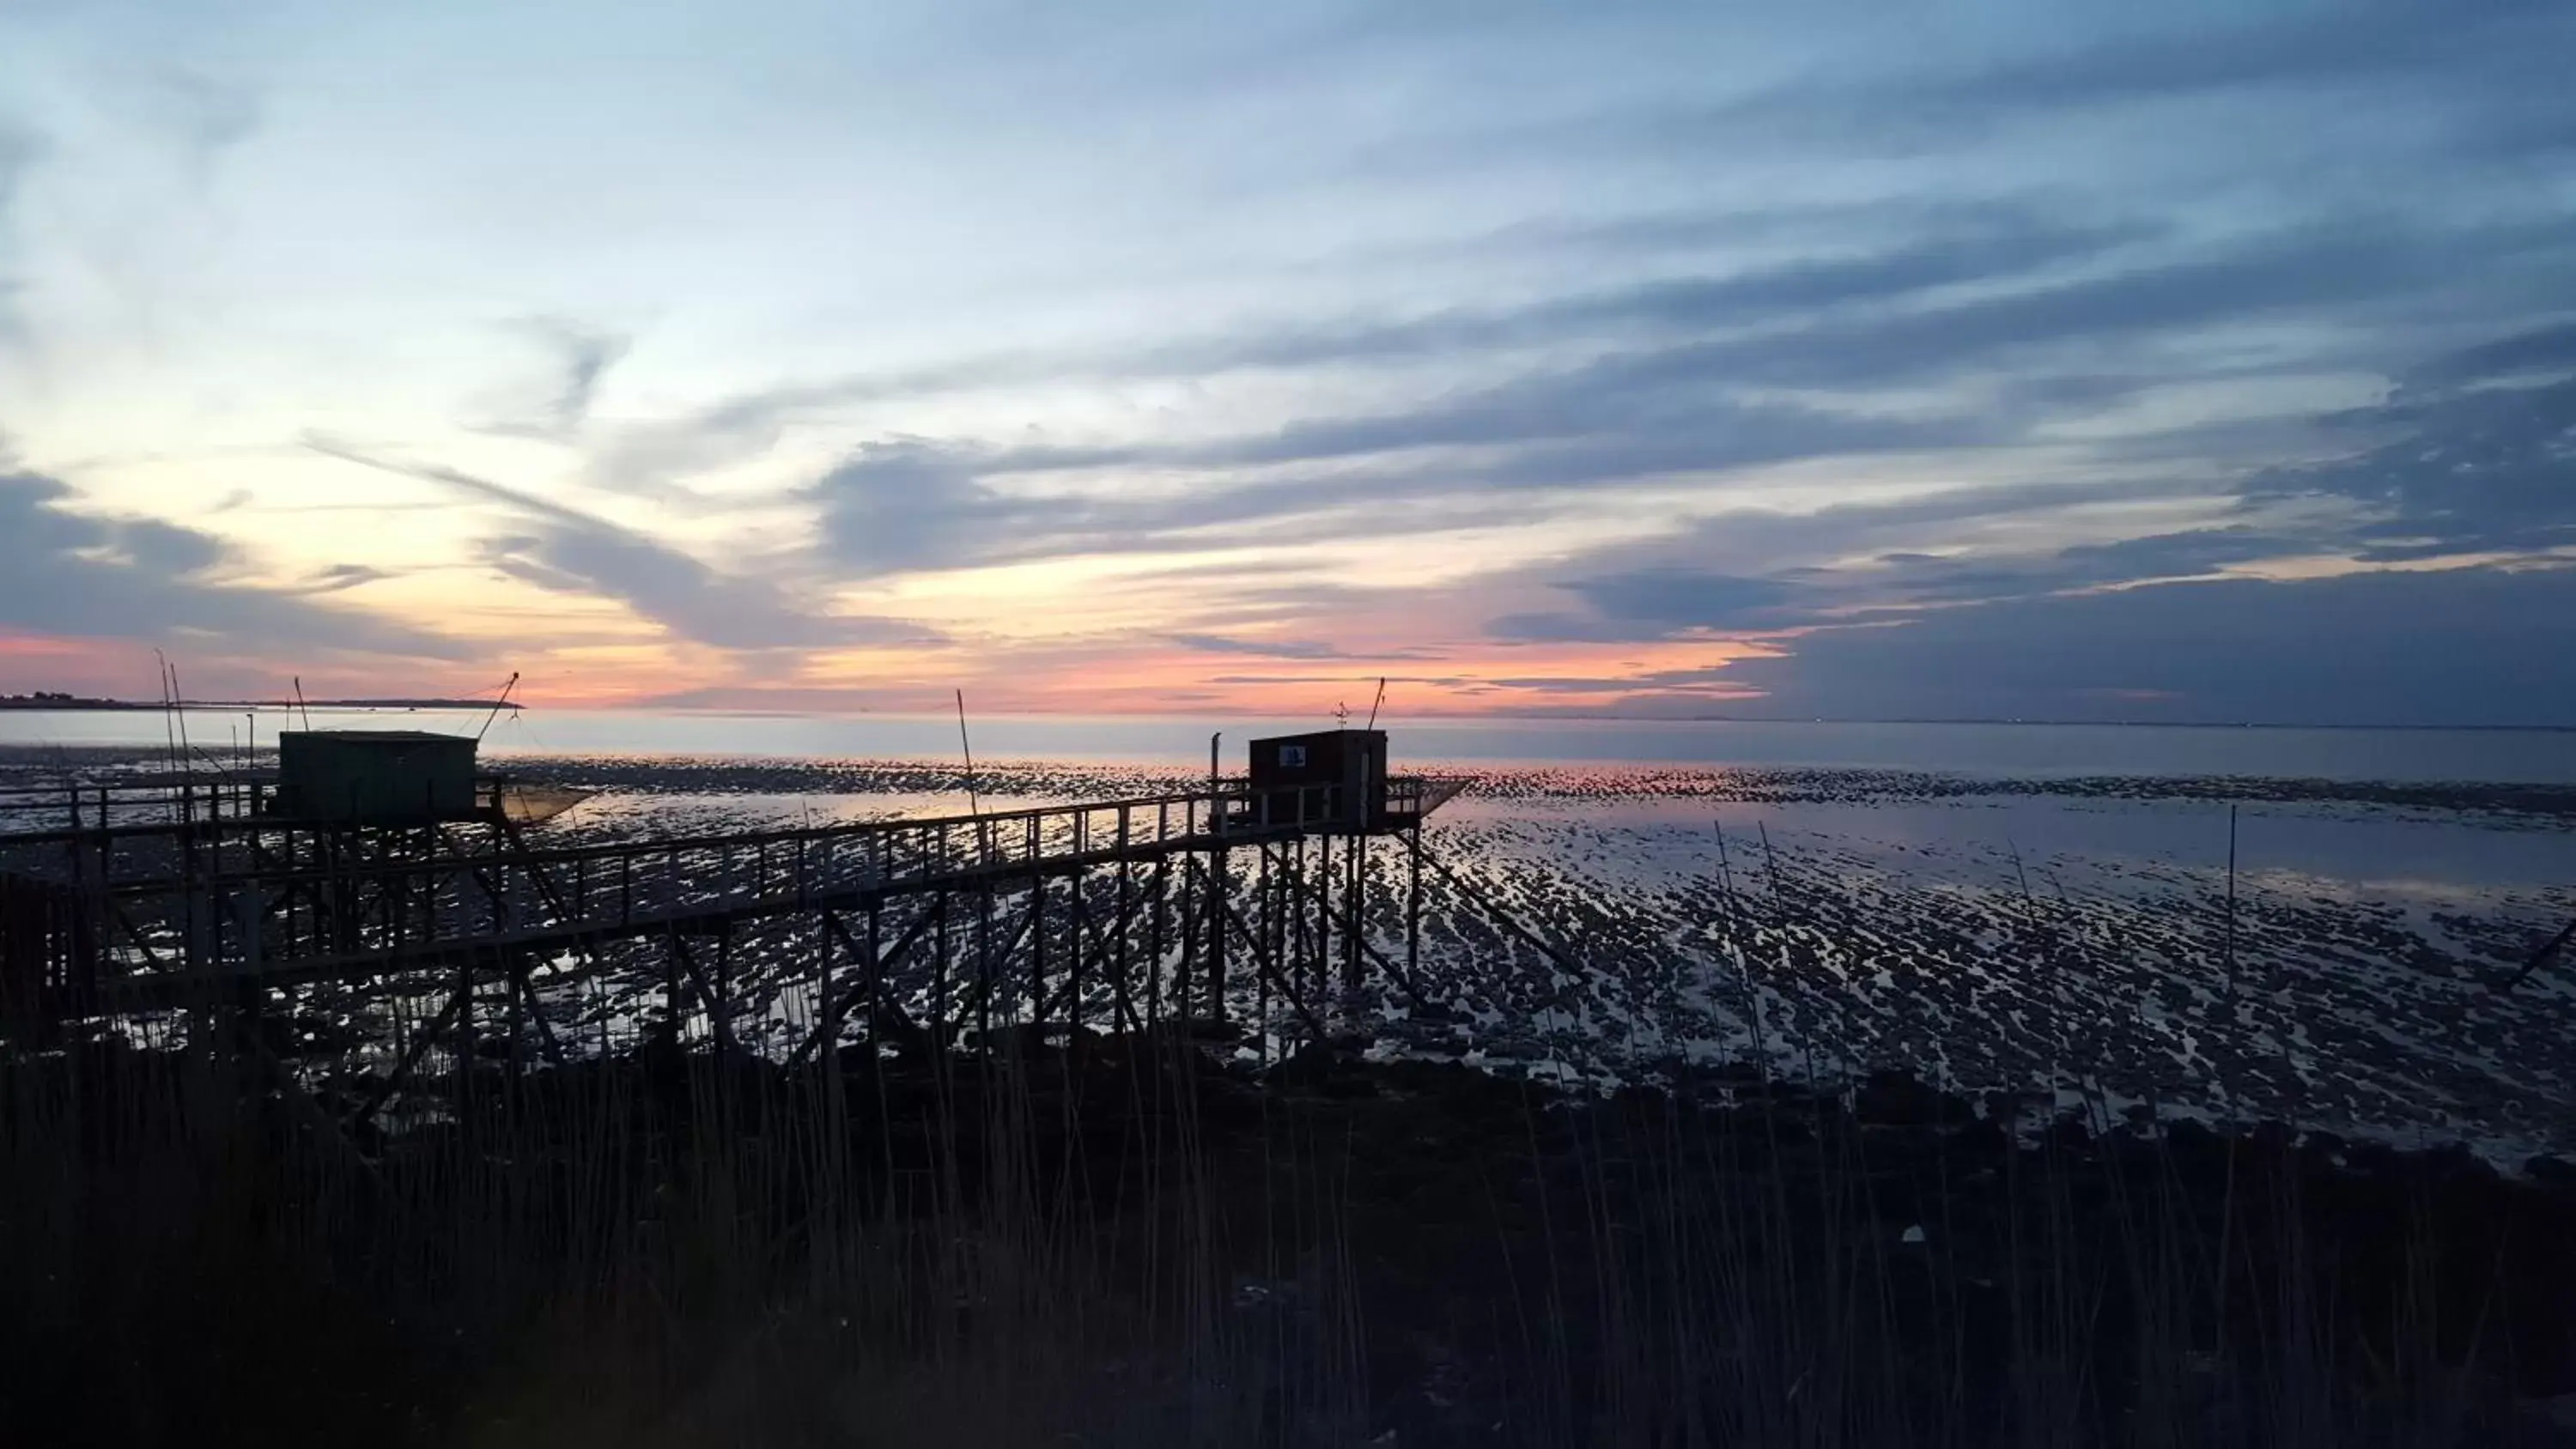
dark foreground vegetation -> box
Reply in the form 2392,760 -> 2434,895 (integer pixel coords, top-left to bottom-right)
7,1031 -> 2576,1447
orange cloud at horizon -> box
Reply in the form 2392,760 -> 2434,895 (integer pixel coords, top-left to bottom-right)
482,630 -> 1784,718
0,613 -> 1788,716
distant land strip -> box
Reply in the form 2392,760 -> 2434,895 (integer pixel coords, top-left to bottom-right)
0,694 -> 520,712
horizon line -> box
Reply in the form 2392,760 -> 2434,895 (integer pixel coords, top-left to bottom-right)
8,696 -> 2570,734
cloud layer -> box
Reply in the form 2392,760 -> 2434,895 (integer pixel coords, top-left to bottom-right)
0,469 -> 470,668
0,0 -> 2567,719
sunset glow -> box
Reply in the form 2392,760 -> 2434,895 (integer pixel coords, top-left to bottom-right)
3,2 -> 2569,724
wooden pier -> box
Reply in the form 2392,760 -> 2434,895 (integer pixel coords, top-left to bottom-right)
0,762 -> 1465,1117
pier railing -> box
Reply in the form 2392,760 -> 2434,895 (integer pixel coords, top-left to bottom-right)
4,775 -> 1461,1015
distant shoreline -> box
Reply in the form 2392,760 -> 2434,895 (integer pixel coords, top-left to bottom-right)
0,698 -> 519,712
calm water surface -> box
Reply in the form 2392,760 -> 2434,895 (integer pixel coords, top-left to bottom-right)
2,709 -> 2571,785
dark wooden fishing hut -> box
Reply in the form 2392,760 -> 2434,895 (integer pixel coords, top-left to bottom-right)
1243,728 -> 1398,829
273,730 -> 481,823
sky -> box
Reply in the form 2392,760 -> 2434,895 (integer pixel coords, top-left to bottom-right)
0,0 -> 2571,724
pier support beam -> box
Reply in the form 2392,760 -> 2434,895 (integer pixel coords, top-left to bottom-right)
1207,842 -> 1229,1023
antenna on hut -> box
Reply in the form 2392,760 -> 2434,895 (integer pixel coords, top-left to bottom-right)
153,651 -> 178,777
476,671 -> 520,743
167,660 -> 192,773
954,688 -> 981,817
292,675 -> 314,731
1365,676 -> 1388,730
